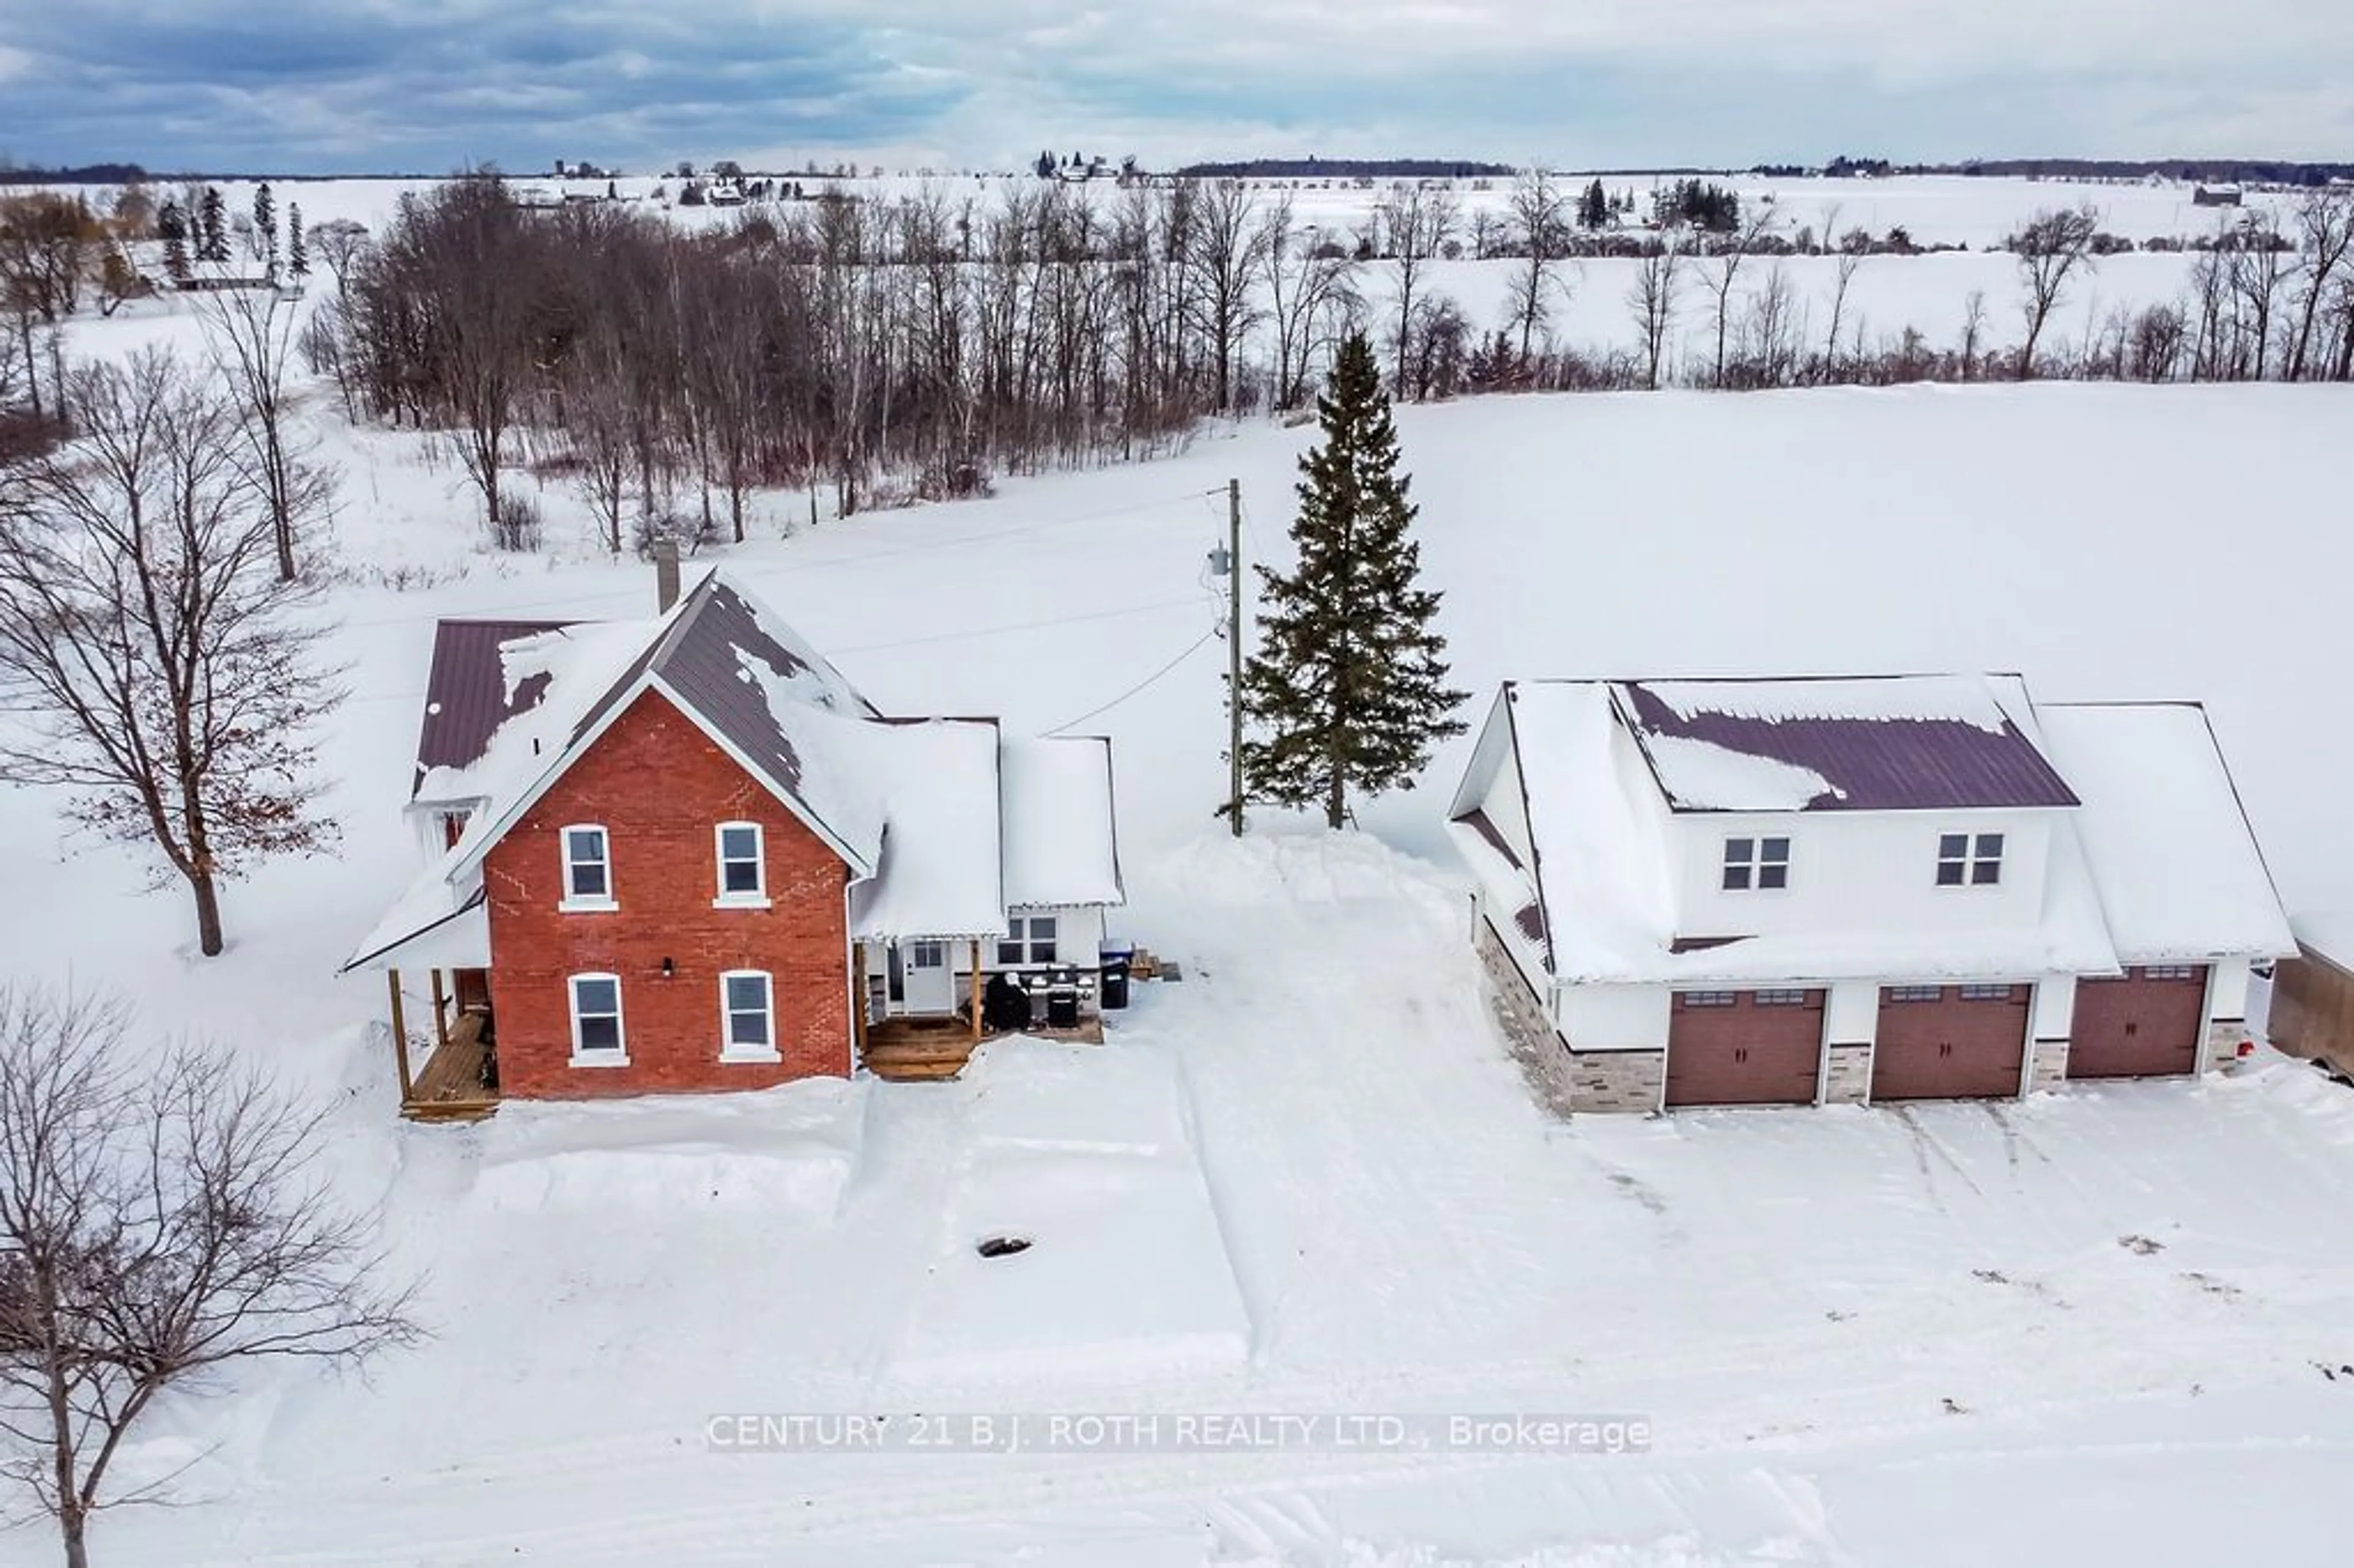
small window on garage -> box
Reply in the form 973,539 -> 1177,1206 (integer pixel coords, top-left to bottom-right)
2141,965 -> 2198,981
1887,985 -> 1944,1003
1753,989 -> 1808,1006
1935,832 -> 2005,888
1958,983 -> 2016,1001
1681,990 -> 1739,1007
1721,835 -> 1791,891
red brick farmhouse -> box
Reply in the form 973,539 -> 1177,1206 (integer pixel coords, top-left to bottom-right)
345,571 -> 1125,1116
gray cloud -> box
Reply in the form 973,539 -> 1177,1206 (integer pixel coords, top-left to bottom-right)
1,1 -> 2347,173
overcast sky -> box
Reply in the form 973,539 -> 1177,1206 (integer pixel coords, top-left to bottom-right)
4,1 -> 2350,174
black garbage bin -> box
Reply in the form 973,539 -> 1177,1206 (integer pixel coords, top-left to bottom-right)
1099,942 -> 1133,1010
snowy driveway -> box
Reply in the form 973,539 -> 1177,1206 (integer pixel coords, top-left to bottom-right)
78,833 -> 2354,1567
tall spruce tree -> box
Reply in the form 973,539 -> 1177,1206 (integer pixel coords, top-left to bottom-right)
1239,332 -> 1468,829
253,181 -> 278,278
287,200 -> 308,280
158,199 -> 191,284
197,185 -> 227,263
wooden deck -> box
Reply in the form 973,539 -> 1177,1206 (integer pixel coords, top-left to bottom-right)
863,1011 -> 1105,1082
403,1010 -> 500,1122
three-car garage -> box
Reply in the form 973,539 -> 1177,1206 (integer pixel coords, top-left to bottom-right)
1660,969 -> 2212,1109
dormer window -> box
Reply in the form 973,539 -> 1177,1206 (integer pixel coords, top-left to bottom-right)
1722,835 -> 1790,891
1937,832 -> 2004,888
560,825 -> 615,910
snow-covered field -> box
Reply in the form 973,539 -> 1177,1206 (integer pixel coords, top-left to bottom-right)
37,169 -> 2317,379
6,217 -> 2354,1561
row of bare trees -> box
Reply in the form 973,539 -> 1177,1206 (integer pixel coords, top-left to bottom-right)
310,177 -> 2354,548
315,174 -> 1381,547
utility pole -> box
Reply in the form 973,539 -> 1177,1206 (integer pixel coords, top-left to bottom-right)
1226,477 -> 1245,837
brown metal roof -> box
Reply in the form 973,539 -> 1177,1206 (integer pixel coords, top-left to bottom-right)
560,574 -> 880,798
413,619 -> 573,796
1617,678 -> 2079,813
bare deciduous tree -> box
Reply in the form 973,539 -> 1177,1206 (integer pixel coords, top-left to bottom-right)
1626,241 -> 1682,391
2287,189 -> 2354,381
1258,196 -> 1360,413
0,351 -> 343,957
0,983 -> 419,1568
198,286 -> 336,580
2011,205 -> 2101,379
1959,289 -> 1989,381
1185,180 -> 1269,414
1376,184 -> 1458,393
1504,169 -> 1569,363
1698,202 -> 1778,387
1821,248 -> 1864,382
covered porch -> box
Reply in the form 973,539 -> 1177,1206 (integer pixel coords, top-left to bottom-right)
855,933 -> 1107,1082
384,966 -> 500,1120
346,885 -> 501,1121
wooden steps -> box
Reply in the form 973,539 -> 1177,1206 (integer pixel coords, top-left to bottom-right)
862,1038 -> 980,1082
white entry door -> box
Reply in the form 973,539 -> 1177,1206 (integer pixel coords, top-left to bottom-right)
902,940 -> 954,1014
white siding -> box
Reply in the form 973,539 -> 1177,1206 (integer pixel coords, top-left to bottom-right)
1672,810 -> 2058,944
2209,957 -> 2252,1020
2032,973 -> 2078,1038
1824,980 -> 1880,1043
1556,983 -> 1672,1052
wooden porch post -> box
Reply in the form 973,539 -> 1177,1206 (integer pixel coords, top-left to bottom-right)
850,942 -> 868,1060
430,969 -> 451,1051
386,969 -> 415,1105
970,939 -> 983,1040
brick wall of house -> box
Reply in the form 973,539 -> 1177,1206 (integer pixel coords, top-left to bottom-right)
483,688 -> 853,1098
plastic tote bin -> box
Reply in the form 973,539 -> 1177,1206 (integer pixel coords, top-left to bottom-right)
1099,942 -> 1134,1010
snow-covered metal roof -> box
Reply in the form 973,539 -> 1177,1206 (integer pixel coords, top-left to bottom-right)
2033,702 -> 2295,963
1466,673 -> 2290,988
348,569 -> 1121,970
1614,675 -> 2079,813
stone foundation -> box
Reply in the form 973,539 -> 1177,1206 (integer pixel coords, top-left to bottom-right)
1567,1049 -> 1667,1113
2206,1016 -> 2249,1071
1823,1043 -> 1872,1105
2030,1037 -> 2071,1091
1474,915 -> 1580,1116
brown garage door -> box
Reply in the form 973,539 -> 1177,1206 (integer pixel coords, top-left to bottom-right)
2069,965 -> 2207,1079
1872,984 -> 2030,1100
1666,989 -> 1825,1106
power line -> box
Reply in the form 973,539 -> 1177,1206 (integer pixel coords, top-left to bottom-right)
826,592 -> 1209,657
327,486 -> 1229,633
1045,625 -> 1223,736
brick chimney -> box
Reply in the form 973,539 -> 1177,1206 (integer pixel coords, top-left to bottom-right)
654,537 -> 680,614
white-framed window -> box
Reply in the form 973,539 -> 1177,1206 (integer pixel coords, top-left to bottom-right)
718,970 -> 779,1063
560,824 -> 615,910
1721,835 -> 1791,891
1680,990 -> 1738,1008
1959,983 -> 2017,1001
996,915 -> 1059,966
1935,831 -> 2005,888
568,973 -> 627,1064
714,821 -> 769,907
1753,989 -> 1809,1006
1887,985 -> 1944,1003
2142,964 -> 2199,981
910,940 -> 946,970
